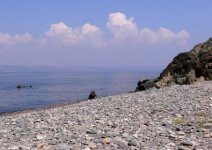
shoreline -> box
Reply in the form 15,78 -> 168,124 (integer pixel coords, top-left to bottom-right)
0,90 -> 132,116
0,98 -> 86,117
0,81 -> 211,149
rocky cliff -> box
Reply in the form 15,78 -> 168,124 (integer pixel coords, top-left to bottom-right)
136,37 -> 212,91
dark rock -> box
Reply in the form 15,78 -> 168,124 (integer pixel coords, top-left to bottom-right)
135,37 -> 212,90
176,70 -> 196,85
180,141 -> 193,147
16,85 -> 22,89
162,123 -> 166,126
159,52 -> 198,85
176,127 -> 181,131
156,37 -> 212,87
88,91 -> 97,99
86,129 -> 97,134
135,79 -> 159,91
16,85 -> 32,89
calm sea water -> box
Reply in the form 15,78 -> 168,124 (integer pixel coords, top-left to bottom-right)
0,68 -> 158,113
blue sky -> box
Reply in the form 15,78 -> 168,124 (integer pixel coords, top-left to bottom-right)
0,0 -> 212,70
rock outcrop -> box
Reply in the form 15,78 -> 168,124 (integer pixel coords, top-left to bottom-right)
156,37 -> 212,87
157,52 -> 198,86
136,37 -> 212,91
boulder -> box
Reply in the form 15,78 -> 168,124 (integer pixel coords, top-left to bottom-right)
176,77 -> 187,85
135,79 -> 159,91
186,69 -> 196,84
88,91 -> 97,99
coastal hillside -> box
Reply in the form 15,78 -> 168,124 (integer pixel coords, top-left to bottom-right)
158,37 -> 212,86
136,37 -> 212,91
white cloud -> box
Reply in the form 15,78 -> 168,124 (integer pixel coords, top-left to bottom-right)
45,22 -> 104,47
107,12 -> 138,40
0,12 -> 190,49
139,27 -> 190,45
107,12 -> 190,46
0,32 -> 33,45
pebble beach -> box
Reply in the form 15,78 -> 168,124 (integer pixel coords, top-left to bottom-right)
0,81 -> 211,150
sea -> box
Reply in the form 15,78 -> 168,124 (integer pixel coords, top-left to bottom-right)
0,66 -> 159,113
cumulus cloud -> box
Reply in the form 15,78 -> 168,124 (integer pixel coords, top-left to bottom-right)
107,12 -> 138,40
107,12 -> 190,45
139,27 -> 190,45
0,32 -> 33,45
0,12 -> 190,50
45,22 -> 104,47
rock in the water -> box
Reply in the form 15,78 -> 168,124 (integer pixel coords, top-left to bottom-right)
88,91 -> 97,99
16,85 -> 32,89
16,85 -> 22,89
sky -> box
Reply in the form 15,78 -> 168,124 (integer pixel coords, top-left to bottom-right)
0,0 -> 212,70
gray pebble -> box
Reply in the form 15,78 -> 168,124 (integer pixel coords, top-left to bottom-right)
128,139 -> 138,146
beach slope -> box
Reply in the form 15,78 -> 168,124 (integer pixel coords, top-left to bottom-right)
0,81 -> 211,149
